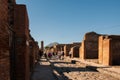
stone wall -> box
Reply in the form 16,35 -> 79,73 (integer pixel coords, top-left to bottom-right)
14,5 -> 30,80
98,36 -> 105,64
80,32 -> 100,59
71,45 -> 81,58
29,38 -> 39,72
34,42 -> 39,61
111,39 -> 120,65
54,44 -> 66,52
80,41 -> 85,59
0,1 -> 37,80
99,35 -> 120,66
0,0 -> 10,80
64,43 -> 81,56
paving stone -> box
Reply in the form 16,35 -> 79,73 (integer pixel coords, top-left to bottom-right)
50,57 -> 120,80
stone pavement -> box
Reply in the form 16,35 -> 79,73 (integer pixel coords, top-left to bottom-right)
50,57 -> 120,80
69,57 -> 120,80
31,56 -> 120,80
31,57 -> 56,80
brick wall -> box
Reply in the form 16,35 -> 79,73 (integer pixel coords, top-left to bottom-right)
71,45 -> 80,58
29,41 -> 35,72
29,39 -> 39,72
64,44 -> 73,56
111,40 -> 120,65
99,35 -> 120,66
64,43 -> 81,56
0,0 -> 10,80
14,5 -> 30,80
80,32 -> 100,59
54,44 -> 65,52
0,1 -> 37,80
34,42 -> 39,61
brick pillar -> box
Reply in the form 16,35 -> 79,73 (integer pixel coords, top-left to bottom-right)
98,36 -> 105,64
41,41 -> 44,53
64,45 -> 67,56
103,38 -> 112,66
79,46 -> 81,59
71,47 -> 74,58
80,41 -> 86,59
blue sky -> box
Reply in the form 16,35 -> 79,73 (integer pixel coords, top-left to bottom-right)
16,0 -> 120,46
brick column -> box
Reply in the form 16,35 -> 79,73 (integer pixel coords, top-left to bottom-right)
98,36 -> 105,64
41,41 -> 44,53
80,41 -> 86,59
103,38 -> 111,66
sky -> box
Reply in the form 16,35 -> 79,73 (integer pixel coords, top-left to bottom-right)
16,0 -> 120,46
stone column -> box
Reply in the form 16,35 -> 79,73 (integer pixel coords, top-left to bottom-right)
103,38 -> 111,66
41,41 -> 44,53
98,36 -> 105,64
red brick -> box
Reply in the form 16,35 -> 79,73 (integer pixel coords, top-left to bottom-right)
0,0 -> 10,80
71,45 -> 80,58
80,32 -> 100,59
100,35 -> 120,66
14,4 -> 30,80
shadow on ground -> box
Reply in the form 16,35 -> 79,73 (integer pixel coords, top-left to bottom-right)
49,60 -> 98,80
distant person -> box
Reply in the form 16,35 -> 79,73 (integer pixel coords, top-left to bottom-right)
48,52 -> 52,59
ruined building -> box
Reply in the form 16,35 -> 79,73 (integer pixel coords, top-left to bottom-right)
80,32 -> 100,59
29,35 -> 39,72
71,43 -> 81,58
99,35 -> 120,66
53,44 -> 66,52
64,42 -> 81,56
0,0 -> 39,80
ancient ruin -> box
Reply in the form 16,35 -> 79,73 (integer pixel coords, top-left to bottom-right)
80,32 -> 100,59
53,44 -> 65,52
71,44 -> 81,58
0,1 -> 39,80
64,42 -> 81,56
0,0 -> 10,80
99,35 -> 120,66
